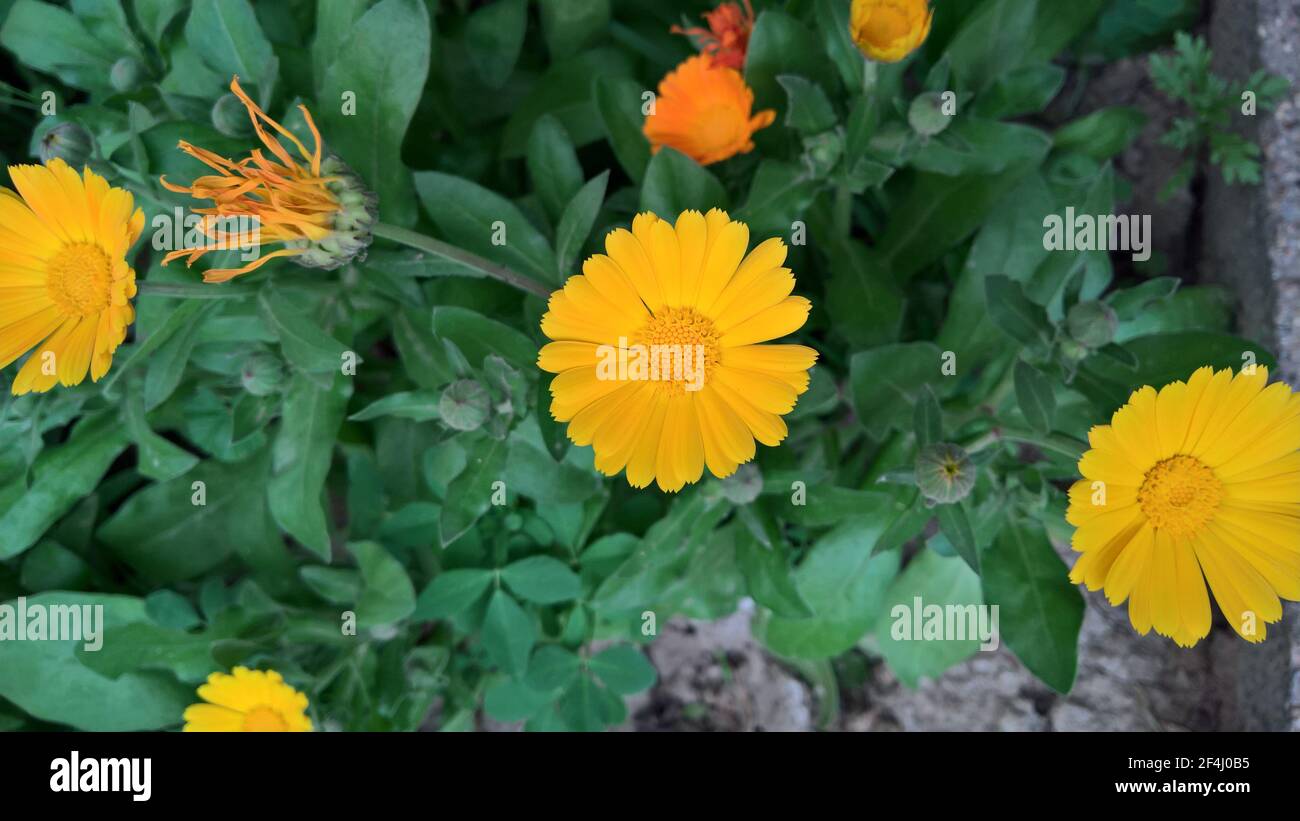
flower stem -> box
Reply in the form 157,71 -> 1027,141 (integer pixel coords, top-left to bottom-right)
136,281 -> 256,299
371,222 -> 553,299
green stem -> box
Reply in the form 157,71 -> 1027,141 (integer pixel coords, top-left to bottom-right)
136,281 -> 256,299
372,221 -> 553,299
998,427 -> 1088,462
833,185 -> 852,237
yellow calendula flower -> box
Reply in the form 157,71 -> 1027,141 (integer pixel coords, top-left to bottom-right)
160,76 -> 376,283
1067,366 -> 1300,647
643,55 -> 776,167
183,667 -> 313,732
538,209 -> 817,493
850,0 -> 933,63
0,158 -> 143,395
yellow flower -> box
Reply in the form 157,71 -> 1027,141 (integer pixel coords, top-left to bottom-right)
850,0 -> 933,63
183,667 -> 313,732
1067,366 -> 1300,647
0,158 -> 142,395
643,55 -> 776,167
160,76 -> 376,283
538,209 -> 817,493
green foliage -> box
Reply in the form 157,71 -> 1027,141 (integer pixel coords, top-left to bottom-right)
0,0 -> 1268,733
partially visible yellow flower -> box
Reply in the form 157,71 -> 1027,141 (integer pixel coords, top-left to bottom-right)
643,55 -> 776,167
0,158 -> 142,395
183,667 -> 313,732
160,76 -> 376,283
1067,366 -> 1300,647
850,0 -> 933,63
538,209 -> 817,493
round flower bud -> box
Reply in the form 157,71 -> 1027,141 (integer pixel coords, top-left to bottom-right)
211,93 -> 255,138
240,352 -> 285,397
440,379 -> 490,432
908,92 -> 951,137
1066,301 -> 1118,349
110,57 -> 146,93
915,442 -> 975,504
39,122 -> 95,168
719,463 -> 763,505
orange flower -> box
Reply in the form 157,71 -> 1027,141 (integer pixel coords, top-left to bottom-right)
671,0 -> 756,71
643,55 -> 776,167
160,77 -> 375,282
850,0 -> 933,63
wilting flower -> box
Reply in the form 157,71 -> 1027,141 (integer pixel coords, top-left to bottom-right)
161,76 -> 376,282
1067,366 -> 1300,647
538,209 -> 816,493
0,158 -> 142,395
183,667 -> 313,732
643,55 -> 776,167
850,0 -> 933,63
671,0 -> 756,70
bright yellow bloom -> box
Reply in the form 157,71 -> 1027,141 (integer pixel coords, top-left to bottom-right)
643,55 -> 776,167
183,667 -> 313,732
161,76 -> 375,283
0,158 -> 142,395
1067,366 -> 1300,647
538,209 -> 817,493
850,0 -> 933,63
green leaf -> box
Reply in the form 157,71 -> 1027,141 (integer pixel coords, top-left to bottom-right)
736,160 -> 823,243
935,501 -> 979,571
414,171 -> 559,284
945,0 -> 1039,94
777,74 -> 836,133
311,0 -> 369,94
0,0 -> 117,92
594,75 -> 651,183
99,454 -> 279,584
21,540 -> 91,591
913,385 -> 942,447
349,391 -> 441,423
589,644 -> 656,695
184,0 -> 275,92
528,114 -> 585,225
465,0 -> 527,88
981,519 -> 1083,693
815,0 -> 867,92
540,0 -> 610,57
555,170 -> 609,277
320,0 -> 431,227
744,10 -> 838,120
973,64 -> 1066,119
736,528 -> 814,618
439,435 -> 508,547
501,556 -> 581,604
985,275 -> 1054,349
299,566 -> 361,605
1013,360 -> 1056,433
268,374 -> 352,558
351,541 -> 416,628
484,678 -> 551,722
259,289 -> 349,373
1054,107 -> 1147,161
431,306 -> 538,371
848,343 -> 943,438
873,549 -> 986,686
144,301 -> 216,410
481,590 -> 534,676
911,121 -> 1052,177
414,568 -> 494,619
0,593 -> 191,731
526,644 -> 582,692
640,148 -> 727,218
0,412 -> 129,560
123,385 -> 199,482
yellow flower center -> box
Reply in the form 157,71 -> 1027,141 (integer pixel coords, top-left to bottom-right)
47,242 -> 112,317
241,706 -> 291,732
1138,455 -> 1223,537
635,306 -> 720,395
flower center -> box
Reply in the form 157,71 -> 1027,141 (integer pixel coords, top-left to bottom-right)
1137,455 -> 1223,537
634,306 -> 720,396
47,242 -> 112,316
241,706 -> 290,732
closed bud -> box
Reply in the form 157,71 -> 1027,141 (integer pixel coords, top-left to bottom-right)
915,442 -> 975,504
110,57 -> 145,93
240,352 -> 285,396
1066,301 -> 1118,349
211,93 -> 255,138
719,463 -> 763,505
39,122 -> 95,168
908,92 -> 951,137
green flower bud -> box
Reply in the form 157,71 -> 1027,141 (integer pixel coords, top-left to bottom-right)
440,379 -> 490,431
288,155 -> 379,271
240,353 -> 285,396
915,442 -> 975,504
1066,300 -> 1118,349
110,57 -> 145,94
802,131 -> 843,176
211,93 -> 255,138
39,122 -> 95,168
719,463 -> 763,505
908,92 -> 952,138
